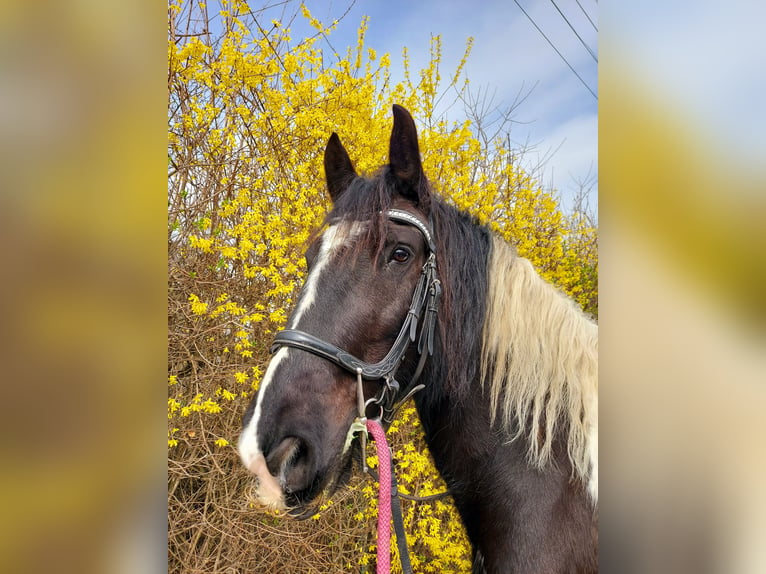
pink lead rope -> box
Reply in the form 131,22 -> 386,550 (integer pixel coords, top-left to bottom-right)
365,418 -> 392,574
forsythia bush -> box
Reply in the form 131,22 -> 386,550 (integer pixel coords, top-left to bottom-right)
168,1 -> 597,572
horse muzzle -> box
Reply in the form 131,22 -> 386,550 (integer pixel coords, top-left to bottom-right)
239,428 -> 324,514
239,446 -> 288,511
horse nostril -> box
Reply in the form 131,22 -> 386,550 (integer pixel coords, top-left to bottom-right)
265,436 -> 299,475
265,436 -> 314,494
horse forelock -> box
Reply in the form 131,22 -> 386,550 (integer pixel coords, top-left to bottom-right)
480,235 -> 599,501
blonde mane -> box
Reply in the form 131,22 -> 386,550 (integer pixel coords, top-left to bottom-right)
480,235 -> 598,499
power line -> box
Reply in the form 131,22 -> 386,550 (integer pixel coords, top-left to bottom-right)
512,0 -> 597,100
575,0 -> 598,33
550,0 -> 597,63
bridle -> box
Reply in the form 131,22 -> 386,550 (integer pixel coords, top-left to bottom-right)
268,208 -> 442,574
270,208 -> 441,426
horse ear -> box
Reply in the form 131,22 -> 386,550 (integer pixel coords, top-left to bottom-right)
324,132 -> 356,201
389,104 -> 428,205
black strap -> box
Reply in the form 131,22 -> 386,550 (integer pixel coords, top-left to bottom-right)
271,252 -> 440,423
270,248 -> 437,384
271,323 -> 415,381
387,209 -> 437,254
389,455 -> 414,574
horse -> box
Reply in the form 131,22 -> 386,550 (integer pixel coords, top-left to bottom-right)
239,105 -> 598,573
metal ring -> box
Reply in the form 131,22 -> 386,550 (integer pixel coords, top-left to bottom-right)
364,399 -> 384,422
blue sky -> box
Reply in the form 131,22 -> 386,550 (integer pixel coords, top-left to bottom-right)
257,0 -> 599,215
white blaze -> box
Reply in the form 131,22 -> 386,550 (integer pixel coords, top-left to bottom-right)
238,221 -> 361,508
238,347 -> 289,509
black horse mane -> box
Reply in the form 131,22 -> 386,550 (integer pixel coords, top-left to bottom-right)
321,166 -> 492,405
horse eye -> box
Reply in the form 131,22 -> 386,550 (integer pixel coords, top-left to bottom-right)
391,247 -> 411,264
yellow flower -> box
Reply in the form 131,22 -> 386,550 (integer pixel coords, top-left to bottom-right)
188,294 -> 208,315
169,4 -> 595,568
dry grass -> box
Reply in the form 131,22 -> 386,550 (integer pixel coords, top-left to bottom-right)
167,371 -> 377,573
166,196 -> 381,571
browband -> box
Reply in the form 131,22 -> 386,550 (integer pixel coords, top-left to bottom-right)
386,209 -> 436,254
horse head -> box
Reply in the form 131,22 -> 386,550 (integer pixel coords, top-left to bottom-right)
238,105 -> 437,516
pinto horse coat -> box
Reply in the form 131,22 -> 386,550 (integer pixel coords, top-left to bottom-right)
239,105 -> 598,573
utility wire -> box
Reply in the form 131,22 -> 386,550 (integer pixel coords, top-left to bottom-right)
550,0 -> 597,62
512,0 -> 597,100
575,0 -> 598,33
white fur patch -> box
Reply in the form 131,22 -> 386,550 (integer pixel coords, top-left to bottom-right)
588,418 -> 598,502
238,347 -> 289,510
239,220 -> 363,508
289,222 -> 363,329
585,383 -> 598,503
